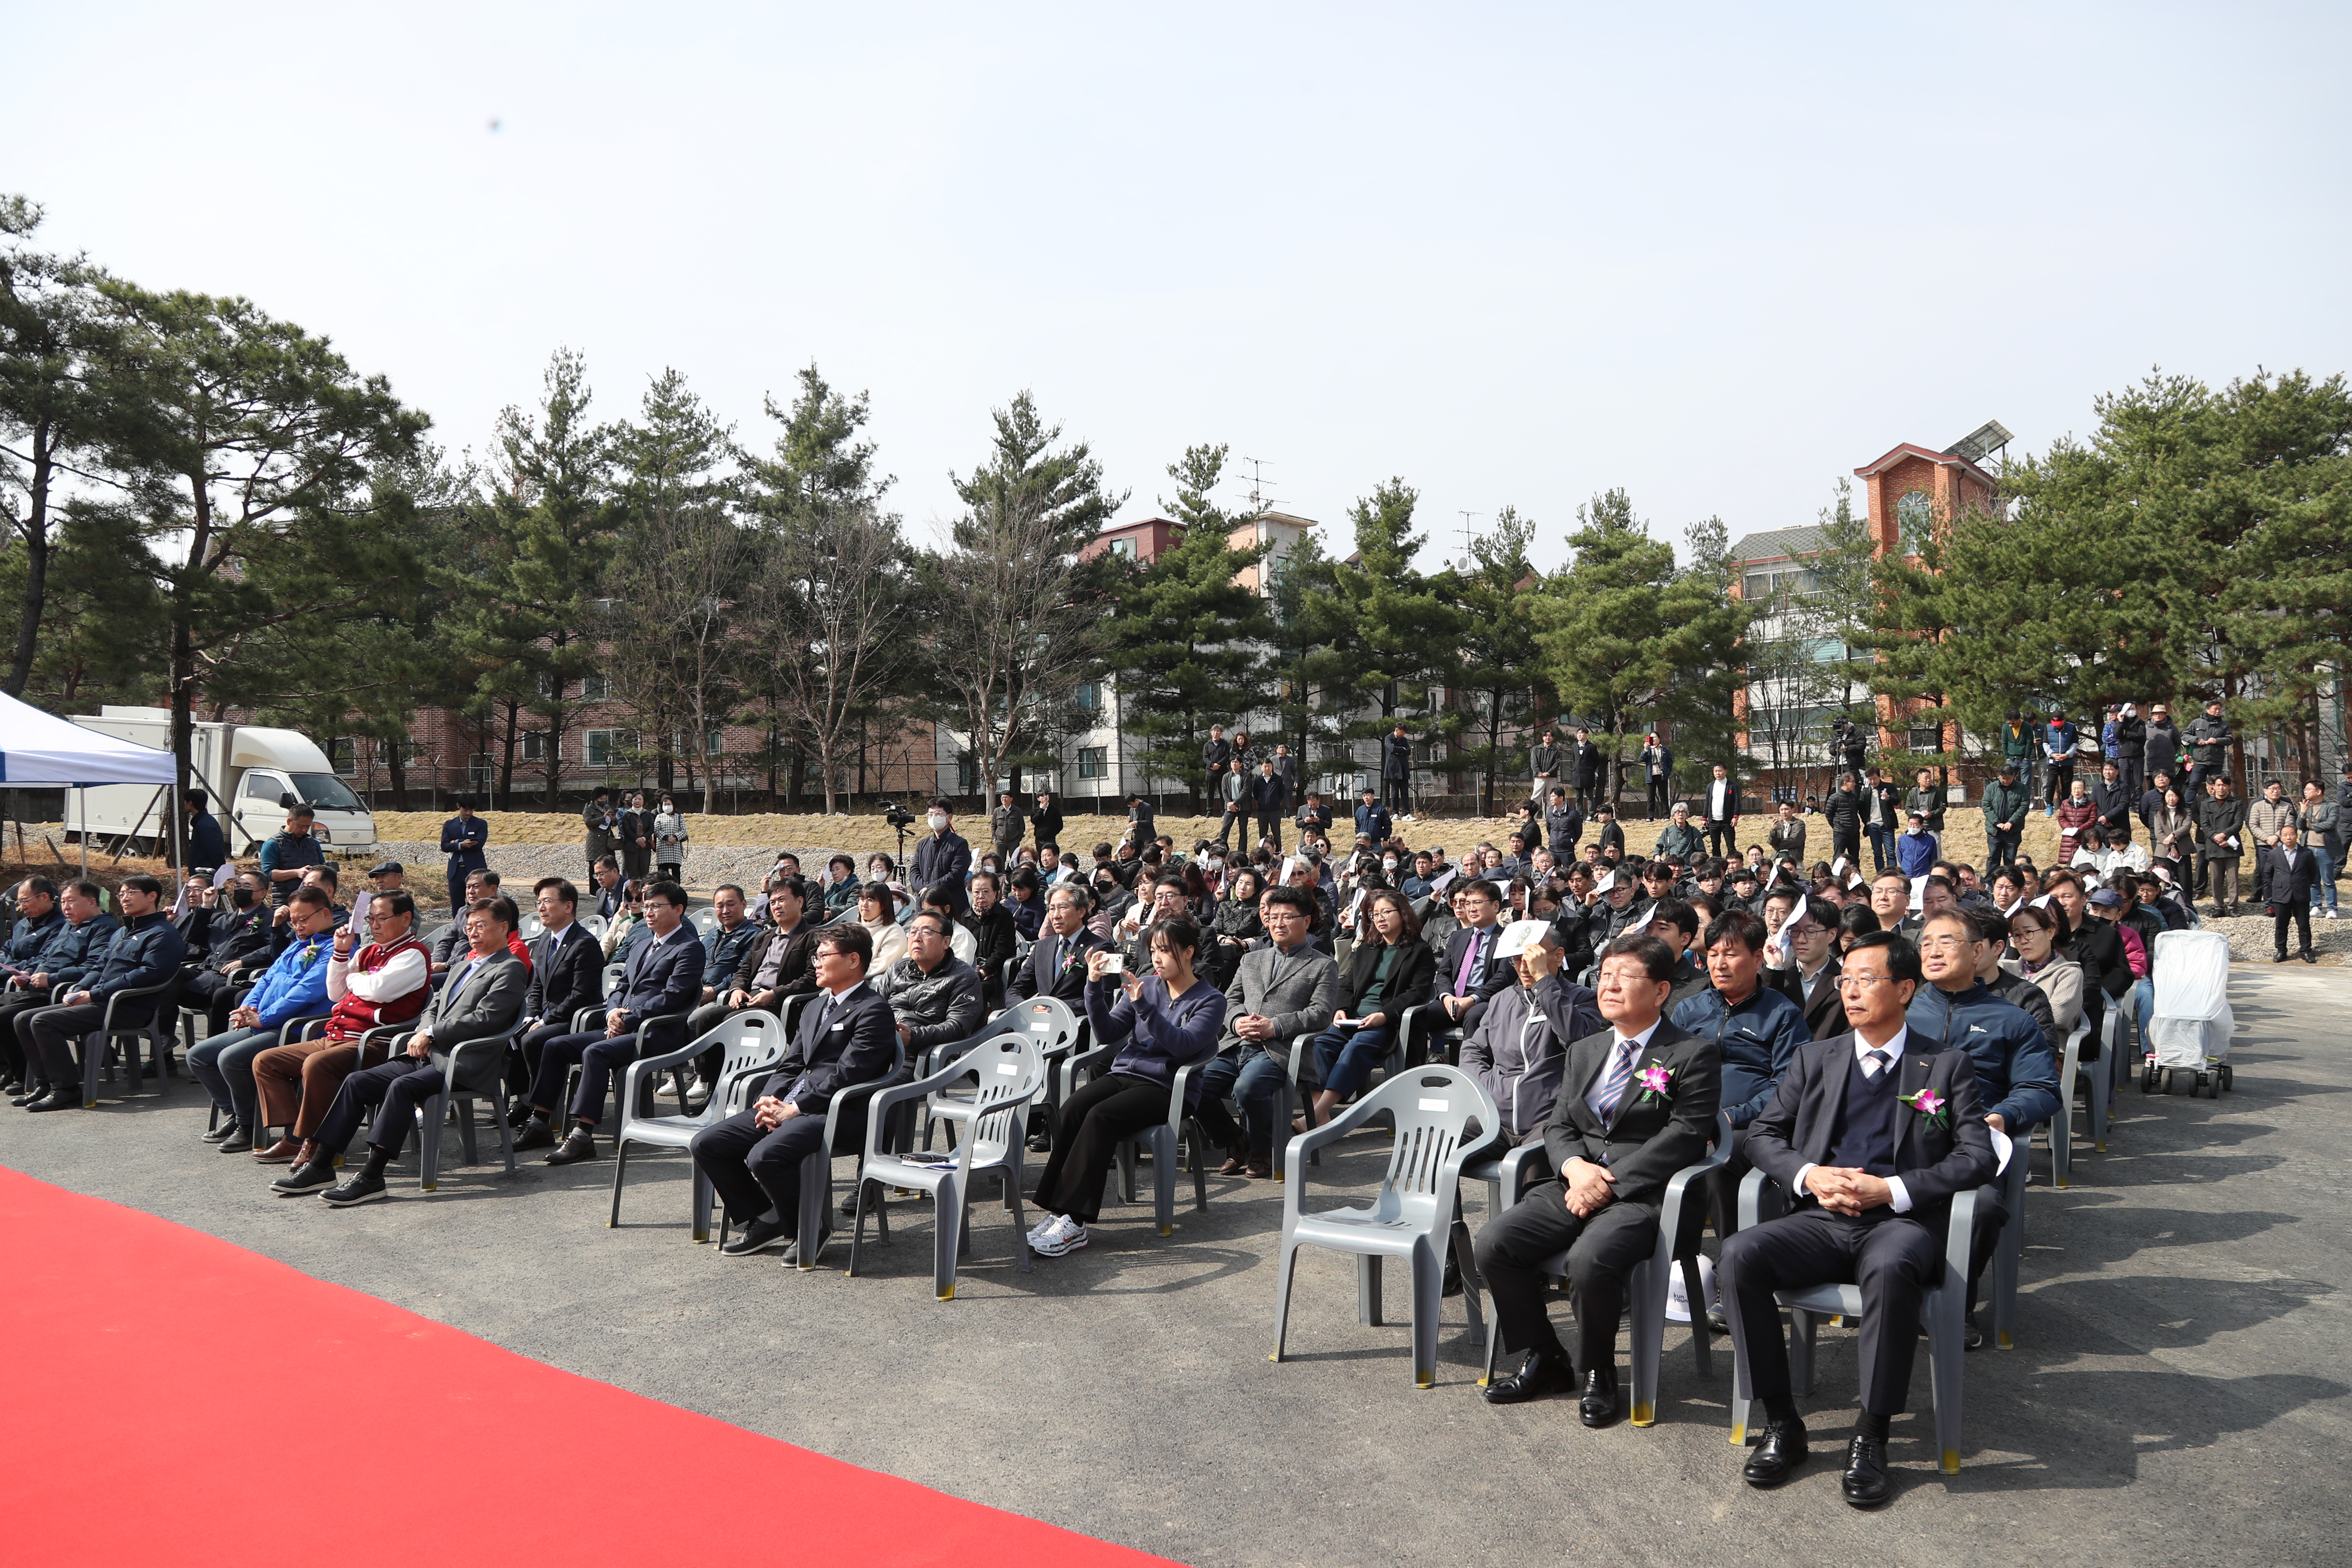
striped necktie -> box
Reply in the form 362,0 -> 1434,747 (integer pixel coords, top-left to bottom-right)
1588,1036 -> 1638,1124
1864,1048 -> 1891,1079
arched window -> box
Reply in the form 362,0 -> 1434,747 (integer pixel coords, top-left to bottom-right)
1896,490 -> 1935,554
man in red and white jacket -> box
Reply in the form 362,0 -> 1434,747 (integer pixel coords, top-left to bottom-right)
249,891 -> 433,1168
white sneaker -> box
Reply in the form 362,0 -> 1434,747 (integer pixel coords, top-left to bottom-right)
1024,1213 -> 1060,1245
1032,1216 -> 1089,1256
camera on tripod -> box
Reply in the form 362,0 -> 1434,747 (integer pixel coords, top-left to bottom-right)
882,802 -> 916,830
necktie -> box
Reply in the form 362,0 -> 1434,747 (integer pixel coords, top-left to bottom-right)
1588,1037 -> 1638,1124
1863,1048 -> 1891,1080
1454,931 -> 1483,996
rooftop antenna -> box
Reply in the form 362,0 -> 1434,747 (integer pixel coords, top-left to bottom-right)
1457,509 -> 1482,574
1239,456 -> 1277,521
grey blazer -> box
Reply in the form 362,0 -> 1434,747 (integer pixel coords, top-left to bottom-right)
1218,941 -> 1339,1067
413,949 -> 530,1077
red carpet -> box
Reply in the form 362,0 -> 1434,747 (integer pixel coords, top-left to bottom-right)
0,1166 -> 1178,1568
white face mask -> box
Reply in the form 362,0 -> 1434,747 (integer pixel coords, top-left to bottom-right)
1383,858 -> 1399,873
927,813 -> 946,831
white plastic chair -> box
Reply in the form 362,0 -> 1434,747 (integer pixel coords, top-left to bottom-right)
2046,1020 -> 2109,1187
850,1029 -> 1047,1299
1727,1128 -> 2010,1475
1271,1065 -> 1500,1389
1058,1023 -> 1213,1236
409,1019 -> 530,1191
689,907 -> 720,938
607,1010 -> 787,1240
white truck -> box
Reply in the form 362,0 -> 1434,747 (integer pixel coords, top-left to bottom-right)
65,707 -> 381,861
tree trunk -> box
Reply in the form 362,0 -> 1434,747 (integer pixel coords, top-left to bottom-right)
3,427 -> 55,698
387,739 -> 409,812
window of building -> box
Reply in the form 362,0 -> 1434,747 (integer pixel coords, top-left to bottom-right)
585,729 -> 618,767
1074,682 -> 1101,712
1740,567 -> 1818,606
520,732 -> 546,763
327,737 -> 357,776
580,673 -> 612,701
705,728 -> 724,756
1077,746 -> 1109,780
1896,491 -> 1935,555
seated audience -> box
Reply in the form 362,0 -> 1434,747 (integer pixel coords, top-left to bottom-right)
1193,886 -> 1338,1177
182,886 -> 335,1146
247,891 -> 432,1166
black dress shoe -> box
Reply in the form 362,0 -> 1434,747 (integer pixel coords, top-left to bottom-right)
1441,1252 -> 1464,1297
543,1128 -> 597,1165
273,1158 -> 339,1195
1579,1368 -> 1620,1428
26,1088 -> 80,1112
1482,1349 -> 1573,1405
1841,1434 -> 1892,1508
200,1118 -> 241,1144
505,1100 -> 534,1130
1742,1419 -> 1810,1487
719,1216 -> 792,1257
13,1086 -> 50,1107
778,1227 -> 833,1266
321,1172 -> 390,1208
217,1126 -> 254,1152
512,1121 -> 556,1151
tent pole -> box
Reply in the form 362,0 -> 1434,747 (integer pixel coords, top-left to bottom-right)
78,788 -> 87,877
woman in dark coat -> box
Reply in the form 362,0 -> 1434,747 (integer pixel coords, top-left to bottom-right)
1300,889 -> 1436,1127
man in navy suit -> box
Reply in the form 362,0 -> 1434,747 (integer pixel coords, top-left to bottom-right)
1007,885 -> 1106,1006
438,796 -> 489,914
518,881 -> 704,1164
1718,930 -> 1997,1508
1400,880 -> 1512,1059
694,923 -> 898,1262
506,876 -> 607,1121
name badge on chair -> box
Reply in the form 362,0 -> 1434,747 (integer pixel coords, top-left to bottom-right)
1419,1098 -> 1448,1112
996,1062 -> 1019,1074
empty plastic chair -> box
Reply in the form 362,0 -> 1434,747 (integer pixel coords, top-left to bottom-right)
850,1030 -> 1047,1299
608,1010 -> 787,1239
1727,1129 -> 2009,1475
1271,1066 -> 1500,1389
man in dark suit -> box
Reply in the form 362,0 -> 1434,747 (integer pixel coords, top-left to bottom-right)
518,881 -> 705,1163
1007,884 -> 1106,1006
506,876 -> 605,1120
1399,880 -> 1512,1061
1572,728 -> 1605,814
1476,934 -> 1722,1425
438,796 -> 489,914
1719,930 -> 1997,1508
694,922 -> 896,1261
280,898 -> 531,1205
1251,757 -> 1291,851
2272,822 -> 2318,963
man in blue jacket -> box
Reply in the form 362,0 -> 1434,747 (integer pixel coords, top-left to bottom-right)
23,874 -> 188,1112
439,795 -> 490,914
910,800 -> 974,916
1355,787 -> 1392,846
258,806 -> 326,906
184,886 -> 338,1147
1906,908 -> 2056,1343
7,881 -> 118,1104
520,881 -> 707,1165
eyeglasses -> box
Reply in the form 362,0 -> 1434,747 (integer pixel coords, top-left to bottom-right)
1917,935 -> 1973,953
1836,972 -> 1896,991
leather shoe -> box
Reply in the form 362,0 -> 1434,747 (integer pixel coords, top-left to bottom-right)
1441,1251 -> 1464,1298
1840,1433 -> 1892,1508
1482,1349 -> 1572,1405
200,1118 -> 241,1143
1742,1418 -> 1809,1487
217,1126 -> 254,1153
253,1135 -> 303,1163
720,1216 -> 792,1257
542,1128 -> 597,1165
512,1121 -> 556,1151
26,1088 -> 81,1112
1578,1367 -> 1620,1428
12,1086 -> 49,1107
778,1227 -> 833,1266
505,1100 -> 535,1129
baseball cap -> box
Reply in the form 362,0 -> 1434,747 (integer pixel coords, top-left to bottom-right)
2088,888 -> 2124,909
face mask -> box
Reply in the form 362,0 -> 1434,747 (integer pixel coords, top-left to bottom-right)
1383,859 -> 1399,873
233,886 -> 257,910
928,813 -> 946,831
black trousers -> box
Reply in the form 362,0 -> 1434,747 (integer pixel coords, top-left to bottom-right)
1386,774 -> 1412,814
1832,829 -> 1861,866
1647,778 -> 1670,818
1255,812 -> 1284,851
1474,1183 -> 1658,1374
1719,1207 -> 1940,1416
315,1054 -> 445,1155
1033,1072 -> 1169,1224
2276,898 -> 2313,958
1217,804 -> 1248,848
26,1003 -> 116,1089
180,969 -> 247,1037
529,1025 -> 644,1125
0,991 -> 55,1078
689,1103 -> 866,1225
2046,760 -> 2074,808
510,1020 -> 574,1100
1707,822 -> 1735,859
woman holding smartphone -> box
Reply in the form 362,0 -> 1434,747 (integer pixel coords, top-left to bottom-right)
1026,915 -> 1225,1258
1300,889 -> 1433,1128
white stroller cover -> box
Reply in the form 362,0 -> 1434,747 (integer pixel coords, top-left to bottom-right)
2146,929 -> 2233,1069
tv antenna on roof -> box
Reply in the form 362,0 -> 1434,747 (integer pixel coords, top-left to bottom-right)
1239,456 -> 1277,520
1457,510 -> 1483,573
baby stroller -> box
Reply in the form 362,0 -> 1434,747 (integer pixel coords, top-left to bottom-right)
2142,929 -> 2234,1099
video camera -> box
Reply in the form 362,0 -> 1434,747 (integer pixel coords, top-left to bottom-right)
882,802 -> 916,831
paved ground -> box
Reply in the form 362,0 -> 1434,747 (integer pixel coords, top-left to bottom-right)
4,968 -> 2347,1567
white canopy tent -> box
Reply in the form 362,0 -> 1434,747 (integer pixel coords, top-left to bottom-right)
0,691 -> 177,875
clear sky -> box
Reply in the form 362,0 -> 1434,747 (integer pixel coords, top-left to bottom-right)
9,3 -> 2347,571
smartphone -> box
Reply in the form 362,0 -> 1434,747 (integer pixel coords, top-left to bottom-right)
1102,951 -> 1126,975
